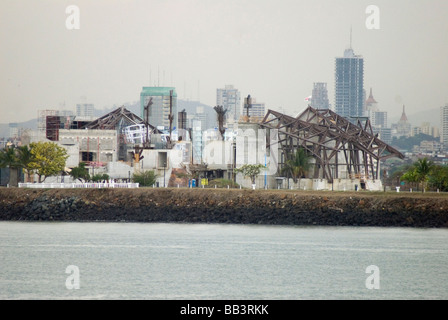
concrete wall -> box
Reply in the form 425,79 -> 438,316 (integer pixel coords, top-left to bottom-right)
107,161 -> 134,180
63,145 -> 80,168
203,140 -> 233,170
235,174 -> 382,191
235,172 -> 276,189
58,129 -> 118,167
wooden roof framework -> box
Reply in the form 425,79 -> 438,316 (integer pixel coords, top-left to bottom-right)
83,106 -> 159,132
81,106 -> 162,161
260,106 -> 404,181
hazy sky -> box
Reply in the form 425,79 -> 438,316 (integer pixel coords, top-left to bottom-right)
1,0 -> 448,124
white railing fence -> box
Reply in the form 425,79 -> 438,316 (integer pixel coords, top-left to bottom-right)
18,183 -> 139,189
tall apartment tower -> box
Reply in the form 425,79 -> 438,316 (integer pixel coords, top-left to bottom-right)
216,85 -> 241,122
140,87 -> 177,130
76,103 -> 94,118
178,109 -> 187,130
310,82 -> 330,109
441,103 -> 448,147
335,48 -> 364,119
8,123 -> 19,139
246,97 -> 266,118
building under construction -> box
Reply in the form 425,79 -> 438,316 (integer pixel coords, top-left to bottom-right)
82,106 -> 163,160
38,110 -> 74,142
259,106 -> 405,190
57,106 -> 165,167
34,103 -> 183,184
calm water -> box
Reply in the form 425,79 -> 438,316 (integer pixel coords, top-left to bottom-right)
0,221 -> 447,300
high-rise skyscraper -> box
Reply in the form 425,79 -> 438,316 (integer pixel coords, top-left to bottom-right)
310,82 -> 330,109
441,103 -> 448,148
335,48 -> 364,119
76,103 -> 94,118
8,123 -> 19,139
140,87 -> 177,130
216,85 -> 241,122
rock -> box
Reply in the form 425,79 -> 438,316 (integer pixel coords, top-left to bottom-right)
0,188 -> 448,228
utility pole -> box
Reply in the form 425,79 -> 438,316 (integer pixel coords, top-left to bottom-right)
244,94 -> 252,120
331,165 -> 335,191
168,90 -> 174,148
144,97 -> 153,148
163,160 -> 166,188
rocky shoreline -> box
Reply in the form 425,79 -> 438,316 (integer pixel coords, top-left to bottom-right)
1,188 -> 448,228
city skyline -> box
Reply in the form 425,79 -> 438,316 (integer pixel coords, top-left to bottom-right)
1,0 -> 448,124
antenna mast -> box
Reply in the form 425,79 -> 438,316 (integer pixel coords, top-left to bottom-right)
350,26 -> 352,49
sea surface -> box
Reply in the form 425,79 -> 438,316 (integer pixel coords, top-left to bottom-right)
0,221 -> 447,300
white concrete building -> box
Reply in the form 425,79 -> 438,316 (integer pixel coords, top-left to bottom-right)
58,129 -> 118,168
217,85 -> 241,123
440,104 -> 448,148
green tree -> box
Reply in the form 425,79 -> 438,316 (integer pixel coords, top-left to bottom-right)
400,169 -> 419,190
387,163 -> 412,187
28,142 -> 68,183
70,162 -> 90,182
401,158 -> 435,192
132,170 -> 157,187
234,164 -> 265,187
0,145 -> 21,187
91,173 -> 109,182
428,165 -> 448,192
281,148 -> 311,189
16,145 -> 34,183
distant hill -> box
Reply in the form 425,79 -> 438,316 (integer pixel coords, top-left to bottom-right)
390,133 -> 439,152
0,118 -> 38,139
390,107 -> 441,127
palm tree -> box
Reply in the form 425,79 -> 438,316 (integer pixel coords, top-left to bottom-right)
414,157 -> 434,192
69,162 -> 90,183
0,146 -> 20,187
17,145 -> 34,182
281,148 -> 311,189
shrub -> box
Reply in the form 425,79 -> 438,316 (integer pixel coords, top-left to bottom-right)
208,178 -> 240,188
132,170 -> 157,187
